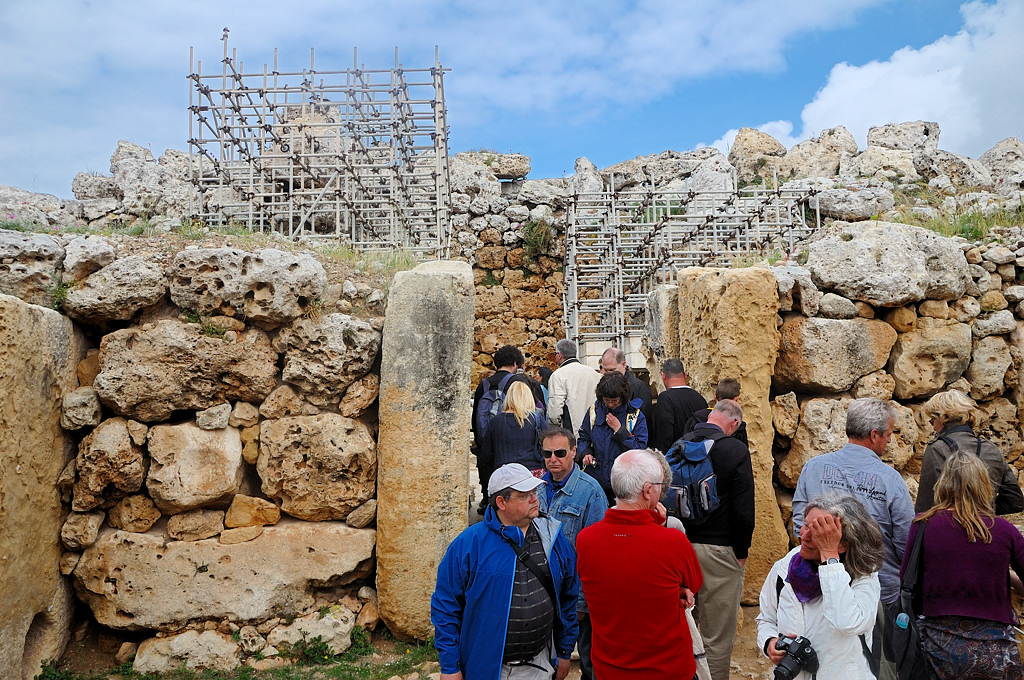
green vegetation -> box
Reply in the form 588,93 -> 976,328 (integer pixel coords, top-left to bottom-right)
522,219 -> 553,260
480,270 -> 500,287
179,309 -> 228,339
889,181 -> 1024,241
48,279 -> 73,310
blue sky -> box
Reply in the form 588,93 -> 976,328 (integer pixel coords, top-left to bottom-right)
0,0 -> 1021,198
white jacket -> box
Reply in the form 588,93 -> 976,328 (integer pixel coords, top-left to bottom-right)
756,547 -> 879,680
547,358 -> 601,432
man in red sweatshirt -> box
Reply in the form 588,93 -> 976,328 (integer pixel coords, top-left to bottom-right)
576,449 -> 704,680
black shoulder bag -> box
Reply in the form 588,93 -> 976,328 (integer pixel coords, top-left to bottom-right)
893,521 -> 929,680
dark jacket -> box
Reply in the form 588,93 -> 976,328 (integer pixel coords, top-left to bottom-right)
683,407 -> 748,447
625,368 -> 653,423
651,386 -> 708,453
479,410 -> 548,489
577,398 -> 649,497
916,424 -> 1024,514
471,370 -> 546,447
682,422 -> 755,559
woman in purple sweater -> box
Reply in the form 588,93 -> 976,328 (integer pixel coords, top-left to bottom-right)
901,449 -> 1024,680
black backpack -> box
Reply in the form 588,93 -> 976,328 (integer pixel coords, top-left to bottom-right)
474,373 -> 515,438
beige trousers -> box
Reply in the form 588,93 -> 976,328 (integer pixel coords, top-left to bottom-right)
692,543 -> 745,680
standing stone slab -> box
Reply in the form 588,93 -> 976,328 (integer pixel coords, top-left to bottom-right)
675,268 -> 789,604
377,261 -> 474,640
0,294 -> 88,679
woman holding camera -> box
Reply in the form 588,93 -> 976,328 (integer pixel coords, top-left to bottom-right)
901,449 -> 1024,680
757,492 -> 883,679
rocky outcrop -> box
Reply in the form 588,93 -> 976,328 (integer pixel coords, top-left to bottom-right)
377,261 -> 474,640
0,295 -> 86,679
62,255 -> 167,323
806,221 -> 970,306
73,520 -> 375,630
866,121 -> 940,154
93,320 -> 278,422
452,151 -> 531,180
0,229 -> 65,307
979,137 -> 1024,197
778,126 -> 858,179
728,128 -> 787,185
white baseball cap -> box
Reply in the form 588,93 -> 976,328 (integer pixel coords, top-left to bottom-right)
487,463 -> 545,497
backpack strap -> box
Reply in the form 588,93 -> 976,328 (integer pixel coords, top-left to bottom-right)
936,434 -> 959,452
626,408 -> 639,435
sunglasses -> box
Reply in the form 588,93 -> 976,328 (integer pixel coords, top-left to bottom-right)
542,448 -> 570,459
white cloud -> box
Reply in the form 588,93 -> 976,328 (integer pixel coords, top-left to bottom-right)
738,0 -> 1024,157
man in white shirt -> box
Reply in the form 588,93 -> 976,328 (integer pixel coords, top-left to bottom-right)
547,339 -> 600,434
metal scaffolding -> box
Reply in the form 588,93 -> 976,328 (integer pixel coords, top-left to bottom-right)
187,30 -> 451,257
564,183 -> 822,347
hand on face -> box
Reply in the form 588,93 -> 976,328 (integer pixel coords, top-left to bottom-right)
799,508 -> 845,562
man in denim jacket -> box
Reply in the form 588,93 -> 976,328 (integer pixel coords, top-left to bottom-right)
538,427 -> 608,680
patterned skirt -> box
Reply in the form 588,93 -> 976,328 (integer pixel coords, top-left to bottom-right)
919,615 -> 1022,680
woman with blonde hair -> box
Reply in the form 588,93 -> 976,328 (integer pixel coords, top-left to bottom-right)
916,388 -> 1023,513
901,450 -> 1024,680
479,381 -> 548,491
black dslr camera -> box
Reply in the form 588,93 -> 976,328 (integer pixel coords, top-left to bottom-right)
773,634 -> 818,680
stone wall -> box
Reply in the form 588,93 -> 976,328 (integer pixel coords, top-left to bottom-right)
0,294 -> 87,680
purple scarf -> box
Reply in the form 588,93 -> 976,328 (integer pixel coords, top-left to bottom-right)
787,553 -> 822,603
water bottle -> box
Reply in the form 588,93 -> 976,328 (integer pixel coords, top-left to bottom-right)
895,612 -> 911,629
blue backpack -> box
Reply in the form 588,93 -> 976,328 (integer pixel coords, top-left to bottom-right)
664,437 -> 720,523
475,373 -> 515,439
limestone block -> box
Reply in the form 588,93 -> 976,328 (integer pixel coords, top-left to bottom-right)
778,126 -> 858,179
238,626 -> 265,654
771,392 -> 800,438
452,151 -> 530,180
225,495 -> 280,528
771,266 -> 820,316
167,509 -> 225,542
168,248 -> 327,326
917,300 -> 949,319
62,235 -> 115,282
61,511 -> 106,550
774,316 -> 896,393
0,230 -> 65,307
267,607 -> 356,654
377,261 -> 474,640
855,302 -> 875,318
882,402 -> 919,471
60,553 -> 81,575
357,600 -> 381,631
346,499 -> 377,529
109,141 -> 197,217
780,398 -> 850,488
259,385 -> 319,419
449,156 -> 501,196
62,256 -> 166,324
146,422 -> 244,514
258,414 -> 376,521
339,373 -> 381,418
94,320 -> 279,422
61,387 -> 102,430
851,371 -> 896,400
838,147 -> 920,183
974,310 -> 1016,338
274,314 -> 381,406
806,221 -> 970,306
644,285 -> 680,385
818,293 -> 857,319
867,121 -> 940,153
979,137 -> 1024,197
228,402 -> 260,428
516,178 -> 569,208
887,318 -> 972,399
980,290 -> 1009,312
133,631 -> 240,673
951,296 -> 981,323
508,289 -> 561,319
196,403 -> 232,430
75,520 -> 375,630
0,295 -> 86,679
883,306 -> 917,333
218,525 -> 263,544
728,127 -> 786,184
71,172 -> 120,200
817,187 -> 895,222
914,149 -> 994,191
569,157 -> 604,195
107,495 -> 161,533
977,397 -> 1024,461
240,426 -> 259,465
73,417 -> 147,511
966,335 -> 1012,400
675,267 -> 787,604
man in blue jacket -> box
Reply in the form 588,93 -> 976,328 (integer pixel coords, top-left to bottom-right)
431,463 -> 580,680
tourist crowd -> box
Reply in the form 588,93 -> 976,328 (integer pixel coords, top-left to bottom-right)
432,341 -> 1024,680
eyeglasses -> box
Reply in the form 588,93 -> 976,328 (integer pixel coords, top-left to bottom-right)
646,481 -> 668,488
543,448 -> 570,459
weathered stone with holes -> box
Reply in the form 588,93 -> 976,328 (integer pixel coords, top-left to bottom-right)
167,509 -> 225,542
133,630 -> 240,673
966,335 -> 1012,400
728,127 -> 786,184
377,261 -> 475,640
61,511 -> 106,551
74,520 -> 375,631
771,266 -> 821,317
452,151 -> 531,180
146,422 -> 244,514
774,316 -> 896,393
274,314 -> 381,407
63,256 -> 167,324
62,235 -> 116,282
267,607 -> 356,655
778,126 -> 858,179
73,417 -> 147,511
107,495 -> 162,533
851,370 -> 896,400
888,318 -> 972,399
61,387 -> 102,431
94,320 -> 279,422
780,398 -> 850,488
258,414 -> 376,521
979,137 -> 1024,197
867,121 -> 940,153
168,247 -> 327,327
0,229 -> 65,307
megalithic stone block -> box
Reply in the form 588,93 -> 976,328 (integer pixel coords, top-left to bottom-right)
376,261 -> 474,640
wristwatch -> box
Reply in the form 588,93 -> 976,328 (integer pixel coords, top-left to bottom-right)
825,557 -> 840,565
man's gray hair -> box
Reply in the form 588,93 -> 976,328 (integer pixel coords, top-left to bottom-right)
845,398 -> 895,439
555,339 -> 577,359
662,359 -> 685,378
712,399 -> 743,422
805,492 -> 884,580
602,347 -> 625,364
610,449 -> 664,502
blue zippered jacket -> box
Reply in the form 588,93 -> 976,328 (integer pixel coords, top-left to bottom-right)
431,506 -> 580,679
576,397 -> 648,495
